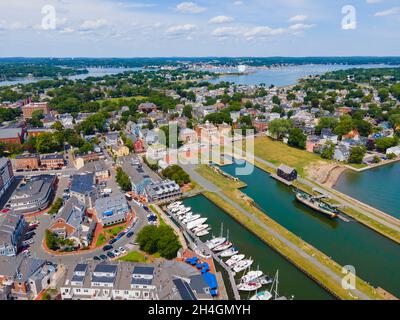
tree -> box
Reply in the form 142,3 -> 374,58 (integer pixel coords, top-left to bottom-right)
28,110 -> 44,127
354,119 -> 372,137
375,137 -> 398,152
162,165 -> 190,186
268,119 -> 292,140
136,225 -> 181,259
49,198 -> 63,215
334,115 -> 354,136
182,105 -> 193,119
315,117 -> 339,135
288,128 -> 306,149
348,146 -> 367,164
321,141 -> 335,160
116,167 -> 132,192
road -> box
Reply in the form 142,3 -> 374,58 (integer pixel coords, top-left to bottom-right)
182,163 -> 373,300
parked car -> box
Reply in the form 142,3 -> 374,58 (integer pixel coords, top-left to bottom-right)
126,231 -> 134,238
112,249 -> 121,257
103,245 -> 113,251
22,239 -> 34,246
109,238 -> 118,245
99,254 -> 108,261
107,251 -> 115,259
93,256 -> 101,261
118,247 -> 127,254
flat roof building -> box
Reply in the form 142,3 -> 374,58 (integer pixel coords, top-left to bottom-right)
95,194 -> 130,227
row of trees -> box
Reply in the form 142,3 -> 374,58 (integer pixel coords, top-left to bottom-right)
115,167 -> 132,192
161,165 -> 191,187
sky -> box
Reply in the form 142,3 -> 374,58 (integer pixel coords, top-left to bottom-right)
0,0 -> 399,57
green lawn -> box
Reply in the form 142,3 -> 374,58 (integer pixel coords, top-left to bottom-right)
119,251 -> 148,263
252,137 -> 329,176
96,225 -> 125,247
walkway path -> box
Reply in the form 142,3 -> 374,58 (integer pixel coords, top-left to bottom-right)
182,163 -> 373,300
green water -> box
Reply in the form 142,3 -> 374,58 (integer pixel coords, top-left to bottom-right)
335,163 -> 400,219
220,163 -> 400,297
183,195 -> 334,300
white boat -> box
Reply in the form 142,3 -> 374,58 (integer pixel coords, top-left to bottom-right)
182,214 -> 201,224
225,254 -> 245,267
213,242 -> 233,252
237,281 -> 262,292
171,205 -> 185,213
196,230 -> 209,237
220,247 -> 239,257
249,290 -> 273,300
205,237 -> 226,250
168,201 -> 182,209
193,224 -> 209,233
178,211 -> 193,221
176,207 -> 191,215
187,218 -> 208,230
241,270 -> 263,283
233,259 -> 254,273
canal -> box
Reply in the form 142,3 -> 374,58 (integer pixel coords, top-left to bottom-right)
219,162 -> 400,297
335,162 -> 400,219
183,195 -> 334,300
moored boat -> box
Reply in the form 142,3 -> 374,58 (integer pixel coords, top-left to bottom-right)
220,247 -> 239,257
237,281 -> 262,292
213,241 -> 233,252
205,237 -> 226,250
187,218 -> 208,230
225,254 -> 245,267
295,191 -> 338,219
196,229 -> 209,237
233,259 -> 254,273
241,270 -> 263,283
182,214 -> 201,224
249,290 -> 273,300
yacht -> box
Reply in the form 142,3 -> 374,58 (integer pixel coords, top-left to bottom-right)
187,218 -> 208,230
233,259 -> 254,273
168,201 -> 182,209
213,242 -> 233,252
182,214 -> 201,224
205,237 -> 226,250
196,229 -> 209,237
237,281 -> 262,292
193,224 -> 209,233
225,254 -> 245,267
176,207 -> 191,215
241,270 -> 263,283
249,290 -> 273,300
220,247 -> 239,258
171,205 -> 185,213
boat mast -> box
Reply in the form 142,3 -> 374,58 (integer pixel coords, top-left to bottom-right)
270,270 -> 280,300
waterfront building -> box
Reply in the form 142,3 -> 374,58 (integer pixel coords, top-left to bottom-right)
386,146 -> 400,157
0,158 -> 15,199
144,179 -> 182,203
334,145 -> 351,162
6,175 -> 56,214
94,194 -> 130,227
0,212 -> 25,257
277,164 -> 298,182
70,174 -> 97,208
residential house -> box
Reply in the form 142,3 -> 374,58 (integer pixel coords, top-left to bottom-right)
386,146 -> 400,157
15,154 -> 40,171
179,128 -> 197,144
334,145 -> 351,162
40,153 -> 64,169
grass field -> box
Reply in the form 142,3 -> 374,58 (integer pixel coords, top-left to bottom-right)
119,251 -> 148,263
95,225 -> 125,247
195,165 -> 384,300
252,136 -> 329,176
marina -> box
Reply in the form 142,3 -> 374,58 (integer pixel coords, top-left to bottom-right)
183,195 -> 334,300
220,162 -> 400,297
165,200 -> 294,300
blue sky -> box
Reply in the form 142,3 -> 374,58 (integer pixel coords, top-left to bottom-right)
0,0 -> 399,57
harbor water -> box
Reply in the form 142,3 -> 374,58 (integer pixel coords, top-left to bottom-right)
183,195 -> 334,300
334,162 -> 400,219
219,162 -> 400,297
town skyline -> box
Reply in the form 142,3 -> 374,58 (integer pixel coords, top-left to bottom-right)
0,0 -> 399,57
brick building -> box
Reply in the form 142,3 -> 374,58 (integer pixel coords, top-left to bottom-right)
0,128 -> 24,145
22,102 -> 50,120
40,154 -> 64,169
15,154 -> 40,171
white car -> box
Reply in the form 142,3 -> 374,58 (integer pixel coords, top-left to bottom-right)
23,239 -> 34,246
112,249 -> 121,257
118,247 -> 127,254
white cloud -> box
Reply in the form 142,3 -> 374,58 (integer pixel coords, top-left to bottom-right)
60,27 -> 75,34
209,15 -> 234,24
366,0 -> 384,4
79,19 -> 111,32
288,14 -> 308,22
244,26 -> 287,39
175,2 -> 207,14
166,24 -> 197,35
375,7 -> 400,16
233,1 -> 244,5
289,23 -> 315,31
0,20 -> 29,31
211,27 -> 239,37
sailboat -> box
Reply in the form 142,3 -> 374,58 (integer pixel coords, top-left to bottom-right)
249,270 -> 281,300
